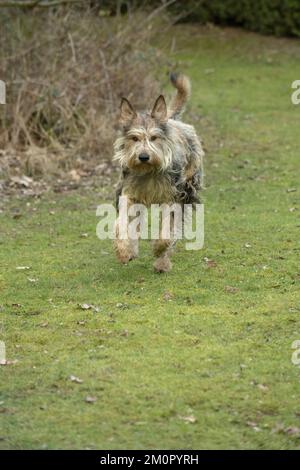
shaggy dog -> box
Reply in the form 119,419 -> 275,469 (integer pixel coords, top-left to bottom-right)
113,74 -> 204,272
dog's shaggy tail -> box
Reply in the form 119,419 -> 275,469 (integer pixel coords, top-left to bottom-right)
168,73 -> 191,120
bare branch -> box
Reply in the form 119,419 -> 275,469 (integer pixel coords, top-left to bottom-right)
0,0 -> 39,6
144,0 -> 177,23
0,0 -> 84,7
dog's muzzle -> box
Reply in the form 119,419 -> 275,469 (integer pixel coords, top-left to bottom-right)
138,153 -> 150,162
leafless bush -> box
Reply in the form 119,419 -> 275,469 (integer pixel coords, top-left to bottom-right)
0,5 -> 171,180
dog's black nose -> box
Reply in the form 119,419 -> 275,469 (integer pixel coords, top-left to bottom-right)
139,153 -> 150,162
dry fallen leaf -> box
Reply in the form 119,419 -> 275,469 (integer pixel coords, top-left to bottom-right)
69,375 -> 83,384
78,303 -> 100,312
163,291 -> 174,301
79,303 -> 91,310
204,257 -> 217,268
179,415 -> 197,424
285,426 -> 300,436
207,260 -> 217,268
273,424 -> 300,436
224,285 -> 239,294
69,169 -> 81,182
246,421 -> 261,432
85,396 -> 97,404
10,175 -> 33,188
257,383 -> 269,392
116,303 -> 129,309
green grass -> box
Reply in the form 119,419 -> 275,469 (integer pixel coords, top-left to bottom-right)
1,25 -> 300,450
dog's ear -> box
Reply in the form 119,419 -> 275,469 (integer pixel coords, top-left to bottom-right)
151,95 -> 167,122
120,97 -> 136,126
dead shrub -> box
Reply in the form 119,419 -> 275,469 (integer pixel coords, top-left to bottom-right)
0,5 -> 171,181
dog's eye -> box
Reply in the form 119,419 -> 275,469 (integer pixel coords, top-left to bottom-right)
131,136 -> 139,142
150,136 -> 158,141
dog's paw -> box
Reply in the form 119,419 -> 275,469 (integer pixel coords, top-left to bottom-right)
153,256 -> 172,273
116,251 -> 138,264
117,255 -> 135,264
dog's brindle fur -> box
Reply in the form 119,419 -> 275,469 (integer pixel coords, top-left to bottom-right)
113,74 -> 204,272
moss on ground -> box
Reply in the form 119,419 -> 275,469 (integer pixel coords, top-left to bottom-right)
0,26 -> 300,449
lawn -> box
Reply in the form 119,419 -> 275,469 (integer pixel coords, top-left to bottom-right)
0,25 -> 300,450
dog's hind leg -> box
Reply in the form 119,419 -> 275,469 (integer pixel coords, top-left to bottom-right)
152,240 -> 174,273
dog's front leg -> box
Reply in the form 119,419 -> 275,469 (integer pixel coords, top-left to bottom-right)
152,213 -> 176,273
114,197 -> 139,264
114,225 -> 139,264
